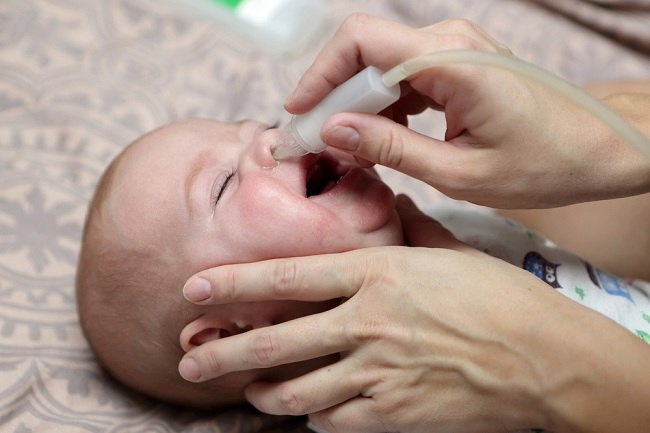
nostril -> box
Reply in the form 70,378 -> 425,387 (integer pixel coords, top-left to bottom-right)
257,128 -> 285,168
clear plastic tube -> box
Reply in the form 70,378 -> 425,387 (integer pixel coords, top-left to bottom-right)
381,49 -> 650,159
273,49 -> 650,161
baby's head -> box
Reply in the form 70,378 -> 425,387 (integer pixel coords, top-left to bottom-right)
76,119 -> 403,407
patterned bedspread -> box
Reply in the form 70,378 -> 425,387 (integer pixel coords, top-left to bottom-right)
1,1 -> 648,432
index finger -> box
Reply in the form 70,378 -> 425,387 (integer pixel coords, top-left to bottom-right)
284,14 -> 427,114
182,248 -> 386,305
286,15 -> 513,115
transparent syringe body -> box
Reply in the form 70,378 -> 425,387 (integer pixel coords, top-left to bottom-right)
272,65 -> 401,160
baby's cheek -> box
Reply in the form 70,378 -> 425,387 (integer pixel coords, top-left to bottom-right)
237,180 -> 290,221
235,181 -> 337,257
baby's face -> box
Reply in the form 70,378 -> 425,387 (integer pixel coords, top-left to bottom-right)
104,119 -> 403,401
110,119 -> 403,266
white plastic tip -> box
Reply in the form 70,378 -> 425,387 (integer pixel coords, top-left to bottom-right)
271,140 -> 310,160
271,122 -> 312,160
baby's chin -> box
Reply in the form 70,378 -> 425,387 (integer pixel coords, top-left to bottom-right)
346,208 -> 404,249
366,211 -> 404,247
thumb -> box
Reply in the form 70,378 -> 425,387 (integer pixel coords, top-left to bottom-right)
396,195 -> 467,251
322,113 -> 453,186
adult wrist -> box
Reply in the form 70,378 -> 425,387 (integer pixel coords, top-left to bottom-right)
522,84 -> 648,207
502,287 -> 584,432
594,93 -> 650,197
528,294 -> 650,433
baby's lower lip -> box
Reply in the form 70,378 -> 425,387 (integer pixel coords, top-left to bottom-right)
307,166 -> 395,233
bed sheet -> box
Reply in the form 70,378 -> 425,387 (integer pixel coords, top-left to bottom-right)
1,1 -> 648,432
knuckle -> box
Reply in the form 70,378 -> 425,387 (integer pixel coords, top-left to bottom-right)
341,12 -> 372,34
343,261 -> 406,345
443,33 -> 485,51
437,159 -> 490,196
430,19 -> 492,51
275,383 -> 308,415
271,261 -> 300,299
349,248 -> 390,289
375,392 -> 403,417
310,413 -> 345,433
497,43 -> 514,56
437,18 -> 480,34
442,164 -> 474,190
219,268 -> 238,302
249,330 -> 280,367
374,127 -> 405,169
346,312 -> 393,346
202,348 -> 223,377
453,18 -> 481,33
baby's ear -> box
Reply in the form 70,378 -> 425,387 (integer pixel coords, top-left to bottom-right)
179,314 -> 258,352
180,315 -> 228,352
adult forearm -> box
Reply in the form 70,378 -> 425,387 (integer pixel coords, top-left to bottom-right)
603,89 -> 650,186
536,299 -> 650,433
598,92 -> 650,196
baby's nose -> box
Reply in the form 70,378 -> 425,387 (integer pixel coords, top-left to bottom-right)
245,127 -> 282,168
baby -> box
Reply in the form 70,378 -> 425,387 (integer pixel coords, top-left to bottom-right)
77,118 -> 650,410
75,118 -> 404,407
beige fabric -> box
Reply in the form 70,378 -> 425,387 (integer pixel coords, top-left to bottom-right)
0,1 -> 648,431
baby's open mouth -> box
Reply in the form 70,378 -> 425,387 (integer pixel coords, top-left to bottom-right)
305,154 -> 352,197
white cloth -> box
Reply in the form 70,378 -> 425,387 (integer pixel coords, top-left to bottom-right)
426,205 -> 650,342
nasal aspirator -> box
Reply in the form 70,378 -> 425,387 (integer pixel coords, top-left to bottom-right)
272,66 -> 401,160
272,50 -> 650,161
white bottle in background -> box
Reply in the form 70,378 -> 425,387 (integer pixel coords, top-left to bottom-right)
169,0 -> 327,55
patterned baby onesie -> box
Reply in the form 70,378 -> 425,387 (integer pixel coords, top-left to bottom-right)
425,204 -> 650,341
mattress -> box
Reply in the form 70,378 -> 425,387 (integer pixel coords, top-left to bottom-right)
1,0 -> 648,431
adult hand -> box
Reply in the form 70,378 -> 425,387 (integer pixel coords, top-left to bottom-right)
284,14 -> 650,208
178,198 -> 650,433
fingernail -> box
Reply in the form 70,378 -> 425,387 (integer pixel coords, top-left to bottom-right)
284,89 -> 298,107
179,357 -> 201,382
324,125 -> 360,151
183,277 -> 211,302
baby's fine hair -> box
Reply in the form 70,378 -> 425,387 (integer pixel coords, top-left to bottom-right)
75,144 -> 233,407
